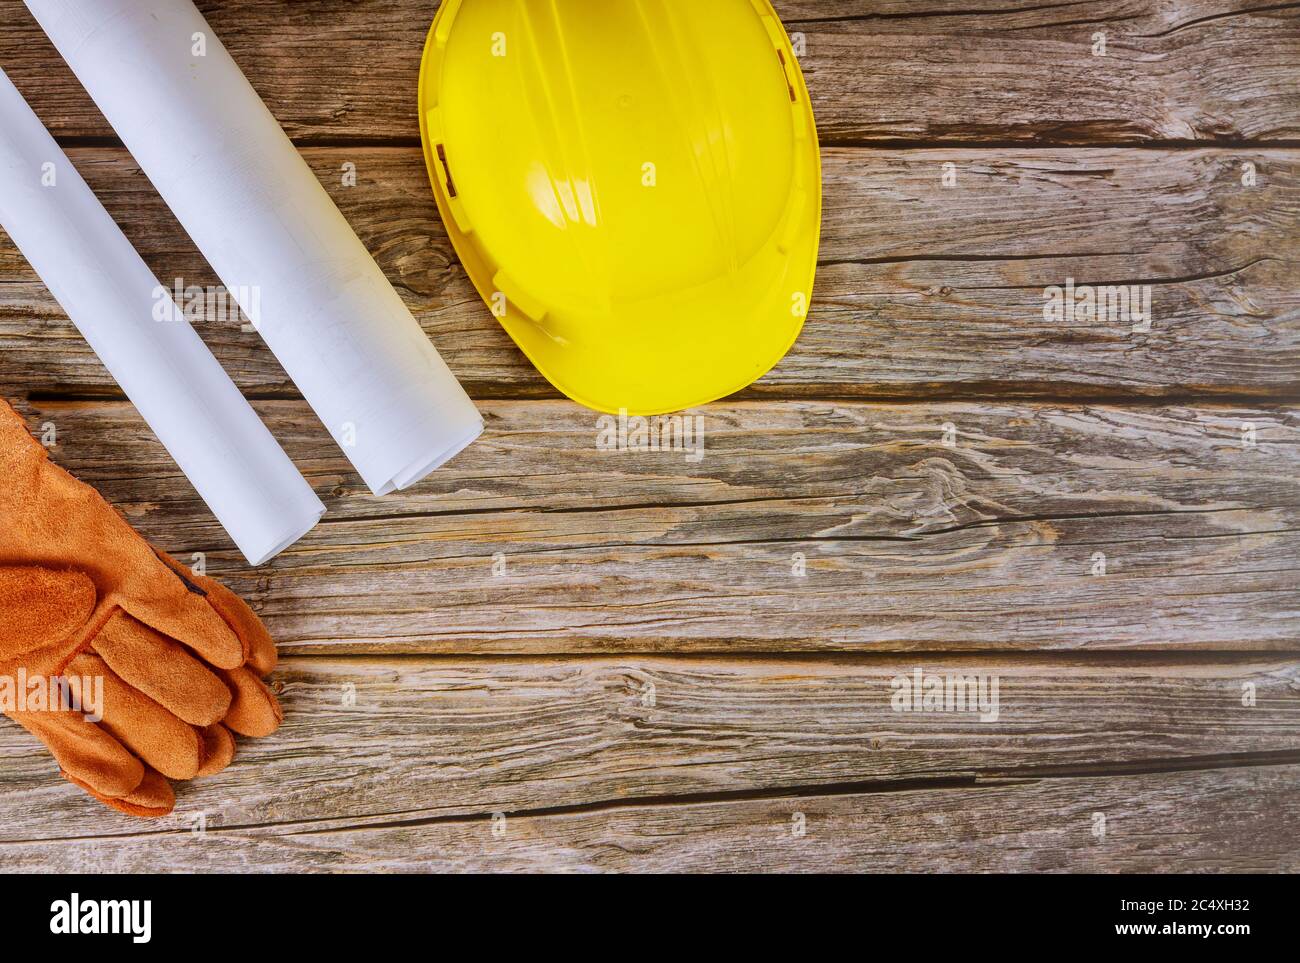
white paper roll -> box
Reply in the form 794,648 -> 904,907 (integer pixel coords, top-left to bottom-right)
26,0 -> 485,496
0,67 -> 324,566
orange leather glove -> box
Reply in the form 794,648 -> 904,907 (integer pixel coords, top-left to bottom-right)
0,398 -> 283,817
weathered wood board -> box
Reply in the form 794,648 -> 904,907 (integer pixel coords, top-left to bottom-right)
5,652 -> 1294,873
2,0 -> 1298,145
1,655 -> 1296,847
0,147 -> 1296,401
13,398 -> 1299,654
6,766 -> 1298,872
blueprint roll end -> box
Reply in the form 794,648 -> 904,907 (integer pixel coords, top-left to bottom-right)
236,501 -> 325,567
390,416 -> 484,493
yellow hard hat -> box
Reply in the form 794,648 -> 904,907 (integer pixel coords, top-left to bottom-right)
419,0 -> 821,415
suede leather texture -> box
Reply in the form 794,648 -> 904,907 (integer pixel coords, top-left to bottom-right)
0,398 -> 284,817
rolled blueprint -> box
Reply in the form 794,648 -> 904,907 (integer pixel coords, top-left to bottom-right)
0,67 -> 324,566
27,0 -> 485,496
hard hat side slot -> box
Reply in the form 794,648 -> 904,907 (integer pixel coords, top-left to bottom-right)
776,49 -> 798,104
435,143 -> 458,199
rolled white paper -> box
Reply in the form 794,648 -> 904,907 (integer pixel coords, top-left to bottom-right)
26,0 -> 485,496
0,67 -> 324,566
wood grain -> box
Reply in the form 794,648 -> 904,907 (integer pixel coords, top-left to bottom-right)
1,147 -> 1296,402
14,398 -> 1299,654
0,654 -> 1296,849
2,0 -> 1297,145
1,652 -> 1296,870
13,763 -> 1289,873
9,766 -> 1298,872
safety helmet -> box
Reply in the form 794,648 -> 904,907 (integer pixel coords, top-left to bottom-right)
419,0 -> 821,415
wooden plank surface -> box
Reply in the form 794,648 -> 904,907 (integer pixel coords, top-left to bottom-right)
14,398 -> 1299,654
1,651 -> 1295,870
2,0 -> 1298,145
0,147 -> 1296,401
0,654 -> 1296,854
5,764 -> 1291,872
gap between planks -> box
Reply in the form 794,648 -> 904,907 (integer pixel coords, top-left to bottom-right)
7,756 -> 1299,847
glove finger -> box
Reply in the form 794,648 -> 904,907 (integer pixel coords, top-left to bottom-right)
9,708 -> 144,799
221,667 -> 283,738
204,575 -> 278,676
120,551 -> 244,672
91,610 -> 232,727
155,550 -> 277,675
66,768 -> 174,818
197,723 -> 236,777
0,566 -> 96,659
67,652 -> 203,781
